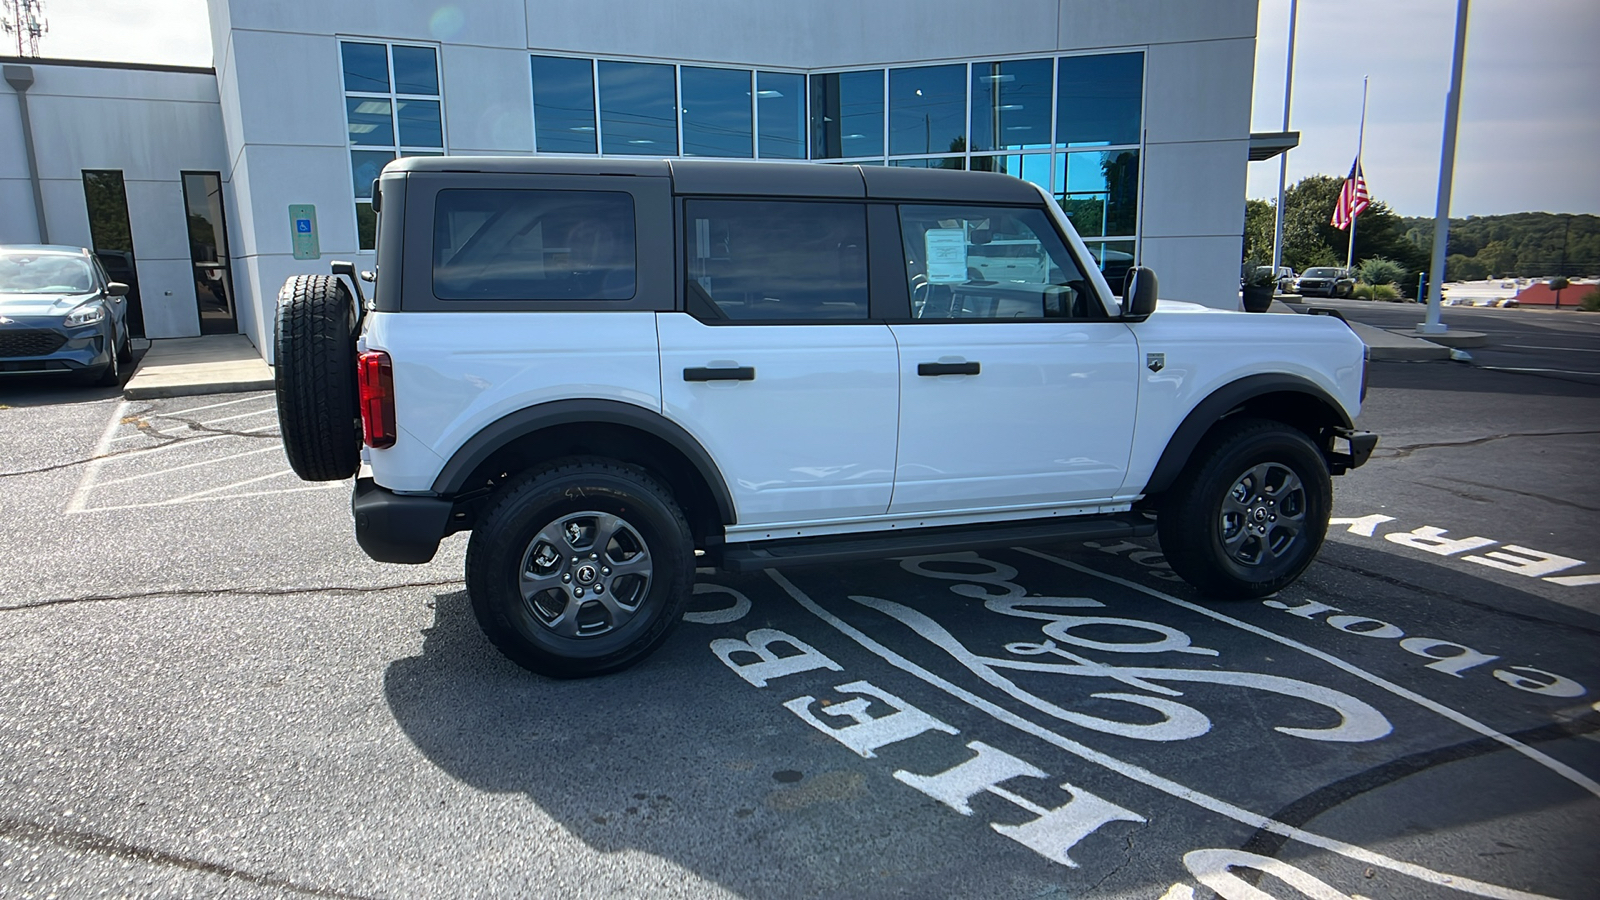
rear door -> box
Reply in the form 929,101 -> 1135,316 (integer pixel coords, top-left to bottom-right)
887,203 -> 1139,514
658,198 -> 900,528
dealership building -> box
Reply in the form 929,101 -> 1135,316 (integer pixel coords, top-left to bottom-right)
1,0 -> 1285,360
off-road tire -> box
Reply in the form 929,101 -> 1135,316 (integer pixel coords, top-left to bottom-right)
1158,417 -> 1331,598
466,458 -> 694,678
274,275 -> 361,481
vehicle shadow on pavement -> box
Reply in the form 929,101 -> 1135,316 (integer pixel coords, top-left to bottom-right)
0,351 -> 145,407
380,588 -> 1011,899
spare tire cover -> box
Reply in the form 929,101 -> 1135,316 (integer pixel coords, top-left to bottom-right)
275,275 -> 361,481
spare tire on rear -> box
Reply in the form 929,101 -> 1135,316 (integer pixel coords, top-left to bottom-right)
275,275 -> 361,481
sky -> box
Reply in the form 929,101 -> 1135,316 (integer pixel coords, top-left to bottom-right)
15,0 -> 1600,219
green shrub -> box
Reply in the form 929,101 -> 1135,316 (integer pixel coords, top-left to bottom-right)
1350,282 -> 1401,302
1580,286 -> 1600,311
1358,256 -> 1407,287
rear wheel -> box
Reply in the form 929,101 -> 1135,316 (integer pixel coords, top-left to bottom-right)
1158,418 -> 1331,598
466,459 -> 694,678
274,275 -> 361,481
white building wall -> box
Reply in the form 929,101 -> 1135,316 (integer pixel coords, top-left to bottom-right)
0,60 -> 230,338
202,0 -> 1260,357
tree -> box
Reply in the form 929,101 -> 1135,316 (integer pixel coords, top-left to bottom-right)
1447,254 -> 1489,281
1242,199 -> 1275,266
1249,175 -> 1427,275
1358,257 -> 1407,286
1549,276 -> 1570,308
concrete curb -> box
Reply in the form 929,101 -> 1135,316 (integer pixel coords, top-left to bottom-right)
123,334 -> 274,399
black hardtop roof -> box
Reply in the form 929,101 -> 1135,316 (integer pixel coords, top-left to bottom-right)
388,156 -> 1044,204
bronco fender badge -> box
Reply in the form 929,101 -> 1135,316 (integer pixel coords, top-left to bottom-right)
1146,352 -> 1165,372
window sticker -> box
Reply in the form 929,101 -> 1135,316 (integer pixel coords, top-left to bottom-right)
925,228 -> 968,284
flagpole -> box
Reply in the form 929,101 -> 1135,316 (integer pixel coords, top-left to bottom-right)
1271,0 -> 1298,276
1346,76 -> 1368,270
1420,0 -> 1469,336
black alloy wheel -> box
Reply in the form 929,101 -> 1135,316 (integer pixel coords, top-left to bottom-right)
1158,418 -> 1332,598
466,459 -> 694,678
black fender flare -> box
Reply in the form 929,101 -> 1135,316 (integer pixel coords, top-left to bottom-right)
1141,374 -> 1353,497
431,398 -> 737,525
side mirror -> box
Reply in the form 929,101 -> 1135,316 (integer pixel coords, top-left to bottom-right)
106,282 -> 129,297
1122,267 -> 1158,321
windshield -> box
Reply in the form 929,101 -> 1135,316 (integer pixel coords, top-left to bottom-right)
0,254 -> 96,294
1303,267 -> 1340,278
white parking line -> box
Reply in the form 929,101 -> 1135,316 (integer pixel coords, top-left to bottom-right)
64,400 -> 130,514
1503,344 -> 1600,353
168,468 -> 295,502
95,446 -> 283,489
72,483 -> 344,515
1017,547 -> 1600,799
768,569 -> 1556,900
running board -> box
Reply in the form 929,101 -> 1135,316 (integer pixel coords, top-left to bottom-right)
719,512 -> 1155,573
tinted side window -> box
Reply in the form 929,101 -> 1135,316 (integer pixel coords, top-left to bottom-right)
898,205 -> 1101,320
686,200 -> 868,321
432,190 -> 636,301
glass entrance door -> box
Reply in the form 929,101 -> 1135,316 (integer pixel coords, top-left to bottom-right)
181,172 -> 236,335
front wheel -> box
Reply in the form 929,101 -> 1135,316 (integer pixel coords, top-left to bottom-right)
1158,419 -> 1331,598
466,459 -> 694,678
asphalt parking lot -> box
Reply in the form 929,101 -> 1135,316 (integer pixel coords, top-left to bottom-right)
1,312 -> 1597,899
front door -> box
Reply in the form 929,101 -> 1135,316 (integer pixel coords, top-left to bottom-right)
658,198 -> 899,529
888,203 -> 1139,515
182,172 -> 236,335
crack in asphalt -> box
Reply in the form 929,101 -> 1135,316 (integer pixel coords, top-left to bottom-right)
1429,476 -> 1600,513
0,580 -> 465,612
1373,429 -> 1600,460
0,815 -> 379,899
1312,556 -> 1600,640
1238,709 -> 1600,863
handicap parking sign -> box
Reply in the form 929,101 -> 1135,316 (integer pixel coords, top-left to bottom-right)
289,204 -> 320,260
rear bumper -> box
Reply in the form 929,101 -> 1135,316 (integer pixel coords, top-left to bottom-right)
352,477 -> 454,564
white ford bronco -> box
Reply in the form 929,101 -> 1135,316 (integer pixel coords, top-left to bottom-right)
274,157 -> 1376,677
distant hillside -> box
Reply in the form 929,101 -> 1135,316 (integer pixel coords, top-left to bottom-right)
1399,213 -> 1600,280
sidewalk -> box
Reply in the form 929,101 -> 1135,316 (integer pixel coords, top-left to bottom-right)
1271,298 -> 1460,361
123,334 -> 274,399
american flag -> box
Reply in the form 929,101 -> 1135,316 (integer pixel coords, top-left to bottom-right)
1331,160 -> 1370,231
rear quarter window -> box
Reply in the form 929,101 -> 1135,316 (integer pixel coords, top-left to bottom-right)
432,189 -> 636,301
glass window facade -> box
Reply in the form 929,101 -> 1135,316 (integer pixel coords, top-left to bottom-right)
889,65 -> 965,157
1054,149 -> 1139,239
1056,52 -> 1142,147
681,67 -> 752,158
598,61 -> 677,154
810,70 -> 884,159
532,56 -> 597,153
342,41 -> 443,250
970,58 -> 1052,152
756,71 -> 805,159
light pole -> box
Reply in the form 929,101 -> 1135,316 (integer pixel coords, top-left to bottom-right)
1420,0 -> 1471,336
1271,0 -> 1299,276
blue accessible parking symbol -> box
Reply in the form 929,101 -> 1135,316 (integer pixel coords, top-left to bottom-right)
289,204 -> 320,260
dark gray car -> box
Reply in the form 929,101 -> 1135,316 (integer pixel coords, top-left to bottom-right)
1295,266 -> 1354,298
0,245 -> 132,386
